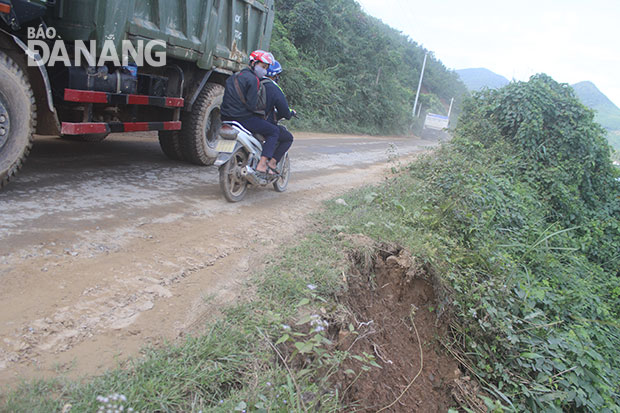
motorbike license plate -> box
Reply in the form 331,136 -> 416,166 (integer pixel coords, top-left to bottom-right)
215,139 -> 236,153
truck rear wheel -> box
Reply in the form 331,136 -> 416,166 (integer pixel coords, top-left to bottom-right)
0,51 -> 36,189
181,83 -> 224,166
158,130 -> 184,161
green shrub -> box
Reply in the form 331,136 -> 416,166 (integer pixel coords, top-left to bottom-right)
459,74 -> 620,272
321,74 -> 620,411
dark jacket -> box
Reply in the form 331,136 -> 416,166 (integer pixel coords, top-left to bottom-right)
221,67 -> 261,120
262,78 -> 293,125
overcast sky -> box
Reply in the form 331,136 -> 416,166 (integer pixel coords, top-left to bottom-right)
355,0 -> 620,108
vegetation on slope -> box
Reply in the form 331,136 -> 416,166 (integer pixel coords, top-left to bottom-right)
321,74 -> 620,411
270,0 -> 469,134
446,75 -> 620,410
609,131 -> 620,161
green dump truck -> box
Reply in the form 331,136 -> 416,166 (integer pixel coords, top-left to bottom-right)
0,0 -> 275,188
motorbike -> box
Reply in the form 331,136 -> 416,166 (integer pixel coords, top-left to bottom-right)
213,121 -> 291,202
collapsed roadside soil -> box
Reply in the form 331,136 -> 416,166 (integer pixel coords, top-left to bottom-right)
0,134 -> 433,388
334,238 -> 485,412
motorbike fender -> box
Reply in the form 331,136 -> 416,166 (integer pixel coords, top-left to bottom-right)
213,142 -> 243,167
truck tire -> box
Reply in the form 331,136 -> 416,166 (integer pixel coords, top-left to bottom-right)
0,51 -> 36,189
181,83 -> 224,165
158,130 -> 184,161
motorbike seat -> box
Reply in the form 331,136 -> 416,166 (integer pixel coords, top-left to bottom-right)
221,121 -> 265,144
222,121 -> 252,136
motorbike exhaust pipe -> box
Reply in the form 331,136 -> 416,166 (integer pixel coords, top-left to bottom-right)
241,166 -> 266,186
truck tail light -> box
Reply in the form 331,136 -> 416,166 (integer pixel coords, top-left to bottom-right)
0,4 -> 11,14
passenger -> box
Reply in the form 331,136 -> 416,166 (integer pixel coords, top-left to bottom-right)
261,60 -> 296,173
220,50 -> 279,176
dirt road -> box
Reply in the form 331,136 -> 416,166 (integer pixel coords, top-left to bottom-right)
0,131 -> 437,387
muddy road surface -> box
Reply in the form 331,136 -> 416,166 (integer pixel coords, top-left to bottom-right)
0,131 -> 437,386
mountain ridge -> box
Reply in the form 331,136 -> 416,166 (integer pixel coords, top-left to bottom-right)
571,81 -> 620,133
456,68 -> 509,91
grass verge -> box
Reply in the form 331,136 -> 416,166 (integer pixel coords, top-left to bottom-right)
1,232 -> 352,412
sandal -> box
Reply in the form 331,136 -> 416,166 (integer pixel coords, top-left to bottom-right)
267,165 -> 279,176
255,170 -> 269,180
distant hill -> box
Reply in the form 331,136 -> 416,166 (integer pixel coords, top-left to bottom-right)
456,68 -> 509,91
571,81 -> 620,132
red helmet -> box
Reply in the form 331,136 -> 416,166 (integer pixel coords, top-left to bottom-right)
249,50 -> 274,65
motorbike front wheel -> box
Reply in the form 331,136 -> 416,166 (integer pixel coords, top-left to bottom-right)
219,148 -> 249,202
273,153 -> 290,192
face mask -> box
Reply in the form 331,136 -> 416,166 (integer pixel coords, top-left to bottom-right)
254,65 -> 267,78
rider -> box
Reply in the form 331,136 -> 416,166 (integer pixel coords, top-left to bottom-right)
220,50 -> 279,176
261,60 -> 296,172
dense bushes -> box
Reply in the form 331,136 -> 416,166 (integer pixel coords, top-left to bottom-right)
437,75 -> 620,411
322,74 -> 620,411
270,0 -> 468,135
460,74 -> 620,272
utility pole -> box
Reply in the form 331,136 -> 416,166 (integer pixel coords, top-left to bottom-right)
447,97 -> 454,118
412,52 -> 427,118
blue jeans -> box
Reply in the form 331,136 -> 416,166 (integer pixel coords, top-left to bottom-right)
273,125 -> 294,162
236,116 -> 280,159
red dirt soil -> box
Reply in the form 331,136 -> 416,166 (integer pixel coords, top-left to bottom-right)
334,238 -> 485,412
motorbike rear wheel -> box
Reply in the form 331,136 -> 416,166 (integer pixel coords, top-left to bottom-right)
273,153 -> 290,192
219,148 -> 249,202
